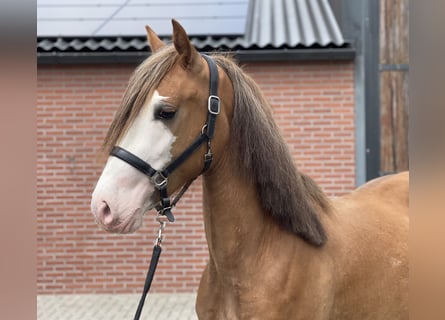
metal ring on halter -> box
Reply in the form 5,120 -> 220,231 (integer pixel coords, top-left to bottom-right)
159,205 -> 172,216
151,171 -> 168,189
201,124 -> 208,135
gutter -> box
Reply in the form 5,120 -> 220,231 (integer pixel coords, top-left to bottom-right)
37,47 -> 355,65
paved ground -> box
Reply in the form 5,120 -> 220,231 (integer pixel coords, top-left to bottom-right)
38,293 -> 198,320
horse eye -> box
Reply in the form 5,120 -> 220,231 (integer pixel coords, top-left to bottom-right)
155,105 -> 176,120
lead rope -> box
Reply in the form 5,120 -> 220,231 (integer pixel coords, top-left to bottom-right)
133,216 -> 166,320
133,175 -> 200,319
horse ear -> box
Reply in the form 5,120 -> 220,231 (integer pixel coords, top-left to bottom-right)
145,25 -> 165,52
171,19 -> 201,71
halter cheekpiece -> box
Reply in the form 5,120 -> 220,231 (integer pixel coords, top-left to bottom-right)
109,54 -> 220,223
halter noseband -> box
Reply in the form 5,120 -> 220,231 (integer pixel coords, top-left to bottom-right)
109,54 -> 220,223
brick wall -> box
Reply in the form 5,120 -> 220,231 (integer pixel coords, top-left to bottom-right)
37,60 -> 355,294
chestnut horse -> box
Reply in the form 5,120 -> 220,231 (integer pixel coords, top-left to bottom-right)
91,20 -> 408,319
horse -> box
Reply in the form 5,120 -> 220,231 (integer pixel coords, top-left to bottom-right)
91,19 -> 408,319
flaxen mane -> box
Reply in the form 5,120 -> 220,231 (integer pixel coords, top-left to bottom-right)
102,45 -> 330,246
102,46 -> 178,155
212,55 -> 330,246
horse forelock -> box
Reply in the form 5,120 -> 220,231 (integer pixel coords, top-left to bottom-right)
211,54 -> 330,246
101,46 -> 177,156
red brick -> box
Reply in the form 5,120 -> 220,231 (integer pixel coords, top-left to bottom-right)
37,61 -> 355,294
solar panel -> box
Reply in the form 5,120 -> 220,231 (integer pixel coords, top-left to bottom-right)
37,0 -> 249,37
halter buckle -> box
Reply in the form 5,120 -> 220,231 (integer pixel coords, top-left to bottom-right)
151,171 -> 168,189
208,95 -> 221,115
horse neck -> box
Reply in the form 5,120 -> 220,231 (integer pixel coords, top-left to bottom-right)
201,151 -> 276,272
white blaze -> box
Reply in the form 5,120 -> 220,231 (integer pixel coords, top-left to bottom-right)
91,90 -> 176,232
118,90 -> 176,170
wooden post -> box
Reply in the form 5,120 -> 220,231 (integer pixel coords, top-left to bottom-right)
379,0 -> 409,174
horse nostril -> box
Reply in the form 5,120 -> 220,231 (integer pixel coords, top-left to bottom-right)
98,201 -> 113,225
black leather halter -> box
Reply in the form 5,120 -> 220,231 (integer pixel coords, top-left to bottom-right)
109,54 -> 220,223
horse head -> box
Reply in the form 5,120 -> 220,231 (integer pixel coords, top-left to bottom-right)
91,20 -> 233,233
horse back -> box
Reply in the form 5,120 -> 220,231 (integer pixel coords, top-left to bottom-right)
353,171 -> 409,211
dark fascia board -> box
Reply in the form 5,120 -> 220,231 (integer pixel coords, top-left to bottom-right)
37,47 -> 355,65
234,48 -> 355,62
37,51 -> 149,65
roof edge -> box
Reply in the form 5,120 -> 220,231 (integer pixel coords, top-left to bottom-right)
37,47 -> 355,65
